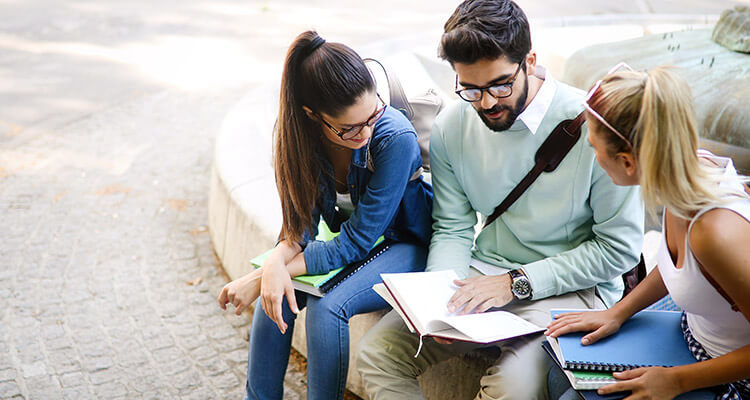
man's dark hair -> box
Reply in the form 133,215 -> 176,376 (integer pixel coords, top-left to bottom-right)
439,0 -> 531,65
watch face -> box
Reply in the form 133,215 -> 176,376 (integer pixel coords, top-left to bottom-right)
512,279 -> 531,297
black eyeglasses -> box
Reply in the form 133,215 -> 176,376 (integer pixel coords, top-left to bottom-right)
455,63 -> 522,102
317,94 -> 387,140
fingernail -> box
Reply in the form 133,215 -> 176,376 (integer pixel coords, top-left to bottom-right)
582,338 -> 589,345
543,330 -> 549,335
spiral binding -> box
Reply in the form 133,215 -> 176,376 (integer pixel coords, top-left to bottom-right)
565,361 -> 654,372
318,244 -> 391,293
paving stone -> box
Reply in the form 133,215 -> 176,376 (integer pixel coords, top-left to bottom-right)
88,368 -> 118,385
81,356 -> 115,373
225,349 -> 249,365
143,335 -> 175,352
211,371 -> 241,390
160,358 -> 193,377
116,349 -> 151,368
60,371 -> 86,388
22,361 -> 48,378
78,342 -> 110,358
188,344 -> 218,362
180,386 -> 217,400
212,335 -> 247,353
48,348 -> 80,368
0,380 -> 22,398
53,360 -> 82,375
151,346 -> 183,363
63,387 -> 94,400
44,336 -> 75,351
196,358 -> 231,377
173,369 -> 203,393
93,381 -> 128,398
26,375 -> 62,398
175,337 -> 204,354
0,368 -> 17,382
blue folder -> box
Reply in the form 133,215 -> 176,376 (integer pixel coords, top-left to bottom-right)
551,310 -> 697,372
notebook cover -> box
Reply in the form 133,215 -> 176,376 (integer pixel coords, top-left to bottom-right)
551,310 -> 697,372
249,220 -> 384,292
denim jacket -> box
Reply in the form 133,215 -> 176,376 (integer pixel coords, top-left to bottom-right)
302,107 -> 433,275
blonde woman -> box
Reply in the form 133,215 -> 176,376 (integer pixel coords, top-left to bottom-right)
545,64 -> 750,400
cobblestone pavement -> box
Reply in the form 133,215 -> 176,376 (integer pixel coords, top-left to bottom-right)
0,87 -> 315,399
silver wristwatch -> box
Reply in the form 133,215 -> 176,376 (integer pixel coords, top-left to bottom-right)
508,269 -> 532,300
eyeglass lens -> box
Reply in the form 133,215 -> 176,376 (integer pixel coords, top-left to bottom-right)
339,105 -> 387,139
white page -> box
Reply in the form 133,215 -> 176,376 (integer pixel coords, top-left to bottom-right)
372,283 -> 415,333
440,310 -> 543,343
381,270 -> 460,335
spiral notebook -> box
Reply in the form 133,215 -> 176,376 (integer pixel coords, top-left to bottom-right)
550,309 -> 697,372
542,341 -> 616,390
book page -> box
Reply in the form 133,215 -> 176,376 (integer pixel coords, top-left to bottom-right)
372,283 -> 415,333
381,270 -> 461,335
439,310 -> 543,343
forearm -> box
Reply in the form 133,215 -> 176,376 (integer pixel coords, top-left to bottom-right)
286,252 -> 307,278
523,236 -> 640,303
672,345 -> 750,393
267,239 -> 303,266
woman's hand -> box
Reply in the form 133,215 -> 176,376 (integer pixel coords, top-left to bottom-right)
599,367 -> 683,400
544,308 -> 625,345
218,268 -> 263,315
260,261 -> 299,334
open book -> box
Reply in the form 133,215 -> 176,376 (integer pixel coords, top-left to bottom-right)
375,270 -> 544,343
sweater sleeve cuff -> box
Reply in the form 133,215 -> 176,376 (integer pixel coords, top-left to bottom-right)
303,241 -> 331,276
522,259 -> 556,300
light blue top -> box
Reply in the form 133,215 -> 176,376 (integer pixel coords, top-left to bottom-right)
426,76 -> 644,307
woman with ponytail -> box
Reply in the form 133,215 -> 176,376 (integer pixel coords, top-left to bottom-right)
217,31 -> 433,399
546,64 -> 750,400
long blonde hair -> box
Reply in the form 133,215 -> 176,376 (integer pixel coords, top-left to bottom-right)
587,66 -> 749,219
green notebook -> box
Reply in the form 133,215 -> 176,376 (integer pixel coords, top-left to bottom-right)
250,221 -> 385,296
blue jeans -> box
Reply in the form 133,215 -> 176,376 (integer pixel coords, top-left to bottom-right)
245,241 -> 427,400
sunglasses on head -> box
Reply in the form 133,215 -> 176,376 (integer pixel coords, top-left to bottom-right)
583,62 -> 636,149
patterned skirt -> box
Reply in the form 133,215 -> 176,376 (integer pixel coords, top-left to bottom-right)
680,312 -> 750,400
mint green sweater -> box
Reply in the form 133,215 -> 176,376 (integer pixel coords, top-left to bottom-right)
426,81 -> 644,307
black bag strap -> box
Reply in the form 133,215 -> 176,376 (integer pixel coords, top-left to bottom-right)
484,111 -> 586,229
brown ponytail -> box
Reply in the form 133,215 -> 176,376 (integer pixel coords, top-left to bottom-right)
275,31 -> 375,243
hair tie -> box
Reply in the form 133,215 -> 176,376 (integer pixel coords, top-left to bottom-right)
304,36 -> 326,58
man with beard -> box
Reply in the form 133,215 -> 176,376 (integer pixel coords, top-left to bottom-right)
356,1 -> 645,399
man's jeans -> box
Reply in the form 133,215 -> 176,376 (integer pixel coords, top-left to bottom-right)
244,242 -> 427,400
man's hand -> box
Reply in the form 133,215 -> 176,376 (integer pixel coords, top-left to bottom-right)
447,274 -> 514,315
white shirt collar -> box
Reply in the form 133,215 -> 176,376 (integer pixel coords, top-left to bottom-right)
518,66 -> 556,135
